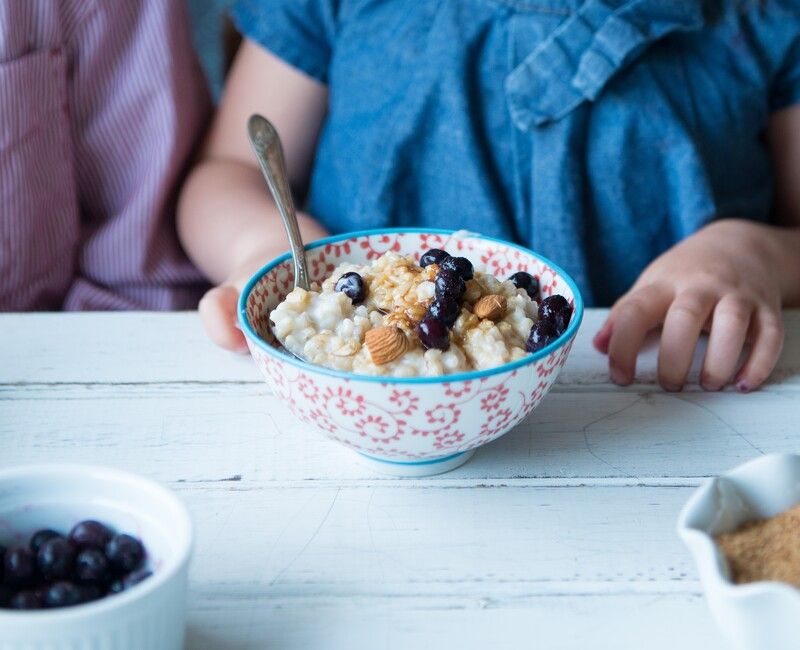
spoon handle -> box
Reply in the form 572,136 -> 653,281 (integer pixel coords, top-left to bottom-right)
247,114 -> 310,290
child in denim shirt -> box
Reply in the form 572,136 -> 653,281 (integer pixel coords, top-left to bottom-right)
179,0 -> 800,392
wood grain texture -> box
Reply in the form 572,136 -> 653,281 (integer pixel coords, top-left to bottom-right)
2,310 -> 799,388
185,593 -> 721,650
3,309 -> 798,649
1,387 -> 796,482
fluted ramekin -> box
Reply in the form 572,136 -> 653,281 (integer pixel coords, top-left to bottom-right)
0,465 -> 192,650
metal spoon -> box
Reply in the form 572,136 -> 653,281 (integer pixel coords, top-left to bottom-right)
247,114 -> 311,361
247,114 -> 310,290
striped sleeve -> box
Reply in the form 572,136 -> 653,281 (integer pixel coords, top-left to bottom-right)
63,0 -> 211,310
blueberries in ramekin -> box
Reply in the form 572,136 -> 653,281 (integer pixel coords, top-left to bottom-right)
10,589 -> 44,610
37,537 -> 75,581
68,520 -> 114,551
44,581 -> 82,608
74,549 -> 111,585
29,530 -> 61,554
109,568 -> 153,594
0,521 -> 150,610
4,547 -> 36,588
106,534 -> 145,573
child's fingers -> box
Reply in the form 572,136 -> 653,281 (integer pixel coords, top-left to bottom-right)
657,289 -> 716,391
734,307 -> 784,392
606,284 -> 672,385
700,295 -> 754,391
198,285 -> 250,353
592,319 -> 612,354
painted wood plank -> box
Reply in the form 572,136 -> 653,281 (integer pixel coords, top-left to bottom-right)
185,593 -> 723,650
2,387 -> 796,482
175,485 -> 698,592
2,311 -> 799,388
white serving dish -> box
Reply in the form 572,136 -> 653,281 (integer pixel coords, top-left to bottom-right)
0,465 -> 192,650
677,453 -> 800,650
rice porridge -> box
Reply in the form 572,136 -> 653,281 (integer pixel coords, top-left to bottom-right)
269,250 -> 564,377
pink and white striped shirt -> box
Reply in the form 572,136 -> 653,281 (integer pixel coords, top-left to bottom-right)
0,0 -> 211,311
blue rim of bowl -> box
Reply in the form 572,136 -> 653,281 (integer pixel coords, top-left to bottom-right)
237,228 -> 585,384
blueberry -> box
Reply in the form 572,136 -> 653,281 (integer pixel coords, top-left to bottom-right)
29,529 -> 62,554
10,589 -> 43,610
434,271 -> 465,301
78,583 -> 106,603
68,520 -> 113,551
38,537 -> 75,581
0,584 -> 12,608
109,569 -> 152,595
44,581 -> 82,608
439,256 -> 473,280
334,272 -> 366,305
417,316 -> 450,351
4,546 -> 36,588
74,549 -> 110,585
427,298 -> 460,328
538,295 -> 573,335
106,534 -> 145,573
419,248 -> 450,268
508,271 -> 539,300
526,320 -> 560,353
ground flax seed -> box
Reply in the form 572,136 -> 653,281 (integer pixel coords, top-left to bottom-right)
715,503 -> 800,588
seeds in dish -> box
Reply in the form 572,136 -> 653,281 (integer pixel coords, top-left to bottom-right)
269,249 -> 572,377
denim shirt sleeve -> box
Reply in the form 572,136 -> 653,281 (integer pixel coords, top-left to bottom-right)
230,0 -> 338,83
746,0 -> 800,112
773,34 -> 800,111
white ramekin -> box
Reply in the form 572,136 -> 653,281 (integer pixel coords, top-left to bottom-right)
0,465 -> 192,650
677,454 -> 800,650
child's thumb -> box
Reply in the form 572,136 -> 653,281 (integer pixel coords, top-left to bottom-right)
198,285 -> 249,353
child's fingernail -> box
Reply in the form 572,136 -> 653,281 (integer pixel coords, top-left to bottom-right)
736,380 -> 750,393
610,365 -> 628,385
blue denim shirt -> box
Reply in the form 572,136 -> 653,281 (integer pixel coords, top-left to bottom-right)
232,0 -> 800,306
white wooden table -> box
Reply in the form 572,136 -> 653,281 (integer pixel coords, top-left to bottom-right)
2,310 -> 799,649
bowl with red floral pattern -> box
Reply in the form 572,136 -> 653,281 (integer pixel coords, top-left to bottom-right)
238,228 -> 583,476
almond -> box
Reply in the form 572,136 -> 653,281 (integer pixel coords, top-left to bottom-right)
365,326 -> 408,365
473,294 -> 507,321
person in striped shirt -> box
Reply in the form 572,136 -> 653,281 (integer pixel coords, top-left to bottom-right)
0,0 -> 211,311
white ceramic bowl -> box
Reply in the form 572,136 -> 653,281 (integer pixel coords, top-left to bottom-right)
0,465 -> 192,650
239,228 -> 584,476
677,454 -> 800,650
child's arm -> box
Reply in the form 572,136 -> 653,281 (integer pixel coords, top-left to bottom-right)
178,40 -> 329,351
594,105 -> 800,392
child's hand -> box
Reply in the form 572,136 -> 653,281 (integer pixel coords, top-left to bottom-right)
198,215 -> 328,352
593,219 -> 786,392
198,253 -> 270,353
